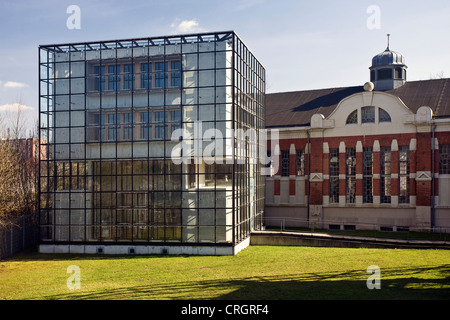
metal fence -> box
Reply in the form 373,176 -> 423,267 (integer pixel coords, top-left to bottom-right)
0,214 -> 39,260
262,217 -> 450,241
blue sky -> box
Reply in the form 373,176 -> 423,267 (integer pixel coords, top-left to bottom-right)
1,0 -> 449,134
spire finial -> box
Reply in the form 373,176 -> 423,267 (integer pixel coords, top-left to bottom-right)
387,33 -> 391,50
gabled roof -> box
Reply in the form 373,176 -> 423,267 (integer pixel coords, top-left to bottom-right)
265,78 -> 450,128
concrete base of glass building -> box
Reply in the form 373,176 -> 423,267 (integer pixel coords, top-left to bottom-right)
39,237 -> 250,256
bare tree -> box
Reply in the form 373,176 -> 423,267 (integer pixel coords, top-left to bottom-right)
0,102 -> 38,227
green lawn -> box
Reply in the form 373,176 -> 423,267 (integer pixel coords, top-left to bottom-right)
0,245 -> 449,300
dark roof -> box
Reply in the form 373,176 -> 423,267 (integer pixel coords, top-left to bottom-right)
265,78 -> 450,128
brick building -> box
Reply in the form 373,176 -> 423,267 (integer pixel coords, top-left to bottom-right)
264,44 -> 450,233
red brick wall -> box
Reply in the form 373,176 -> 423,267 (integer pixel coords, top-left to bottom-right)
267,130 -> 449,208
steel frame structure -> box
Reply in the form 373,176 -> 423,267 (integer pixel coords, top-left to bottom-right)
38,31 -> 265,253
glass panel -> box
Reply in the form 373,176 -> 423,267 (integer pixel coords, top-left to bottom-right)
380,146 -> 391,203
439,144 -> 450,174
108,65 -> 121,91
123,64 -> 135,90
361,106 -> 375,123
379,108 -> 391,122
346,110 -> 358,124
346,148 -> 356,203
281,150 -> 289,176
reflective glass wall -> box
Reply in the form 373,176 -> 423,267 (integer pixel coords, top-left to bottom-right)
39,31 -> 265,247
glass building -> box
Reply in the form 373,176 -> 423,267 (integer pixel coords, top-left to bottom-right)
39,31 -> 265,255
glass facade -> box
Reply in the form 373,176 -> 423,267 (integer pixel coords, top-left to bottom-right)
39,32 -> 265,250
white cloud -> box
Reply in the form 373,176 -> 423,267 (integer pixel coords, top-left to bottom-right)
4,81 -> 28,88
0,103 -> 34,112
170,19 -> 204,34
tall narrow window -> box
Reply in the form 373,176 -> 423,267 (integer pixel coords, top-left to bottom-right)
141,63 -> 152,89
296,150 -> 305,176
363,147 -> 373,203
106,113 -> 118,141
123,64 -> 135,90
398,146 -> 409,204
99,114 -> 106,141
329,148 -> 339,204
155,111 -> 168,139
93,66 -> 105,91
281,150 -> 290,177
108,65 -> 120,91
439,144 -> 450,174
170,110 -> 181,137
139,112 -> 152,140
122,112 -> 134,140
346,148 -> 356,203
155,62 -> 168,88
380,146 -> 391,203
394,67 -> 404,79
171,61 -> 181,88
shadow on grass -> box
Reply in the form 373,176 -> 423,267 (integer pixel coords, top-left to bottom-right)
43,264 -> 450,300
5,249 -> 188,262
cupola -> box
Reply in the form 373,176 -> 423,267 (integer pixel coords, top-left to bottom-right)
369,34 -> 407,91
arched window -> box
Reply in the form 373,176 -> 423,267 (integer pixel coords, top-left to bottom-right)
379,108 -> 391,122
361,106 -> 375,123
346,110 -> 358,125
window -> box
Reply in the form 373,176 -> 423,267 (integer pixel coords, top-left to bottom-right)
281,150 -> 290,177
170,110 -> 181,136
88,110 -> 183,142
346,110 -> 358,125
106,113 -> 118,141
380,146 -> 391,203
346,148 -> 356,203
123,64 -> 135,90
89,60 -> 180,91
155,111 -> 168,139
87,113 -> 106,141
399,146 -> 409,204
171,61 -> 181,88
122,112 -> 134,140
361,106 -> 375,123
139,112 -> 152,140
363,147 -> 373,203
370,70 -> 376,82
93,66 -> 106,91
88,112 -> 139,141
379,108 -> 391,123
439,144 -> 450,174
329,148 -> 339,204
377,68 -> 392,80
394,67 -> 404,79
141,63 -> 152,89
296,150 -> 305,176
265,150 -> 272,172
155,62 -> 168,88
108,65 -> 120,91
